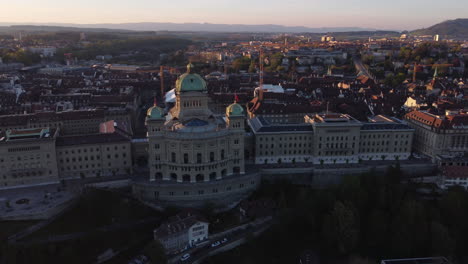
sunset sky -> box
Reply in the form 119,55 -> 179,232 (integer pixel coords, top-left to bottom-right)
3,0 -> 468,30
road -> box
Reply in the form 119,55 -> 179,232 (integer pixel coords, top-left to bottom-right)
170,217 -> 273,264
353,56 -> 375,81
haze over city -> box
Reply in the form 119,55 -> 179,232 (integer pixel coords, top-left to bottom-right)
4,0 -> 468,30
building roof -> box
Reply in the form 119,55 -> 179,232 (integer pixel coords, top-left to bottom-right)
2,127 -> 53,141
444,166 -> 468,179
361,123 -> 412,130
147,104 -> 164,120
154,211 -> 208,239
249,116 -> 313,133
226,102 -> 244,117
175,64 -> 207,93
405,110 -> 468,130
381,257 -> 450,264
56,132 -> 129,147
0,109 -> 105,127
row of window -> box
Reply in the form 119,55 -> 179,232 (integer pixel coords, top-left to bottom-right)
155,168 -> 240,181
159,180 -> 256,197
60,161 -> 128,171
259,143 -> 312,149
58,145 -> 126,155
169,151 -> 226,163
59,153 -> 127,163
259,136 -> 310,142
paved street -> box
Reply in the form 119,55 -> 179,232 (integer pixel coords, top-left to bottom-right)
169,217 -> 273,264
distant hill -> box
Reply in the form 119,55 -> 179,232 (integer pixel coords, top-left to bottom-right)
412,18 -> 468,38
0,25 -> 131,33
0,22 -> 383,33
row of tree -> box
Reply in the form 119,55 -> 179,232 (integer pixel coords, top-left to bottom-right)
205,165 -> 468,264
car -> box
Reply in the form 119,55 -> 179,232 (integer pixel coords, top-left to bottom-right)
221,238 -> 228,243
180,253 -> 190,261
211,241 -> 221,247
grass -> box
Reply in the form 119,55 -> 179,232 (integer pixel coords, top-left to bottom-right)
0,220 -> 38,241
27,189 -> 161,238
1,189 -> 161,264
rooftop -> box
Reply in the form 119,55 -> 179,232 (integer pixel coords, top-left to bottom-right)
381,257 -> 450,264
249,116 -> 313,133
56,132 -> 129,147
1,128 -> 53,142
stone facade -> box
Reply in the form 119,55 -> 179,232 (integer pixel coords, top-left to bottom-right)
56,134 -> 132,180
0,110 -> 106,136
249,114 -> 414,165
405,110 -> 468,160
0,128 -> 59,188
135,64 -> 257,208
154,211 -> 209,253
0,124 -> 133,190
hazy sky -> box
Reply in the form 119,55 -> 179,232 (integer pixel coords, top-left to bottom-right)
3,0 -> 468,30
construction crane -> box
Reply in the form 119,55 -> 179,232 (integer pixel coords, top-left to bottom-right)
258,48 -> 264,100
159,65 -> 180,100
406,63 -> 453,83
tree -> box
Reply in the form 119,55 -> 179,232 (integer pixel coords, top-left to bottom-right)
248,61 -> 256,73
430,221 -> 454,256
143,241 -> 167,264
232,56 -> 251,72
331,201 -> 360,254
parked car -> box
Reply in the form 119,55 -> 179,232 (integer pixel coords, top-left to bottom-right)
180,253 -> 190,261
221,238 -> 228,243
211,241 -> 221,247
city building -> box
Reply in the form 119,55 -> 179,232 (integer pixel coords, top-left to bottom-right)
0,121 -> 133,189
437,156 -> 468,189
0,128 -> 59,189
249,114 -> 414,164
405,110 -> 468,160
55,132 -> 132,180
133,64 -> 260,208
0,110 -> 106,136
154,211 -> 209,253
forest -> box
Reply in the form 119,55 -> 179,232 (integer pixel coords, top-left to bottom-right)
205,165 -> 468,264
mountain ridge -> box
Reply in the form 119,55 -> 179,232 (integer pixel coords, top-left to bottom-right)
411,18 -> 468,38
0,22 -> 386,33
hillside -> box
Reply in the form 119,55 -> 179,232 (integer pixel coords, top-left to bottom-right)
412,18 -> 468,38
0,22 -> 381,33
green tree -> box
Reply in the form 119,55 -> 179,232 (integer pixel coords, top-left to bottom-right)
332,201 -> 360,254
232,56 -> 251,72
143,241 -> 167,264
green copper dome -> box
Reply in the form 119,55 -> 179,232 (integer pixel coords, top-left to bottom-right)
147,105 -> 164,119
175,63 -> 207,93
226,102 -> 244,116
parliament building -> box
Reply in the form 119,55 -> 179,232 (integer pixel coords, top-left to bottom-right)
132,64 -> 260,208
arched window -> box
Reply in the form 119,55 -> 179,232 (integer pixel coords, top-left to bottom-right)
170,173 -> 177,181
196,174 -> 204,182
221,169 -> 227,177
155,172 -> 163,180
209,172 -> 217,181
183,174 -> 190,182
233,167 -> 240,174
